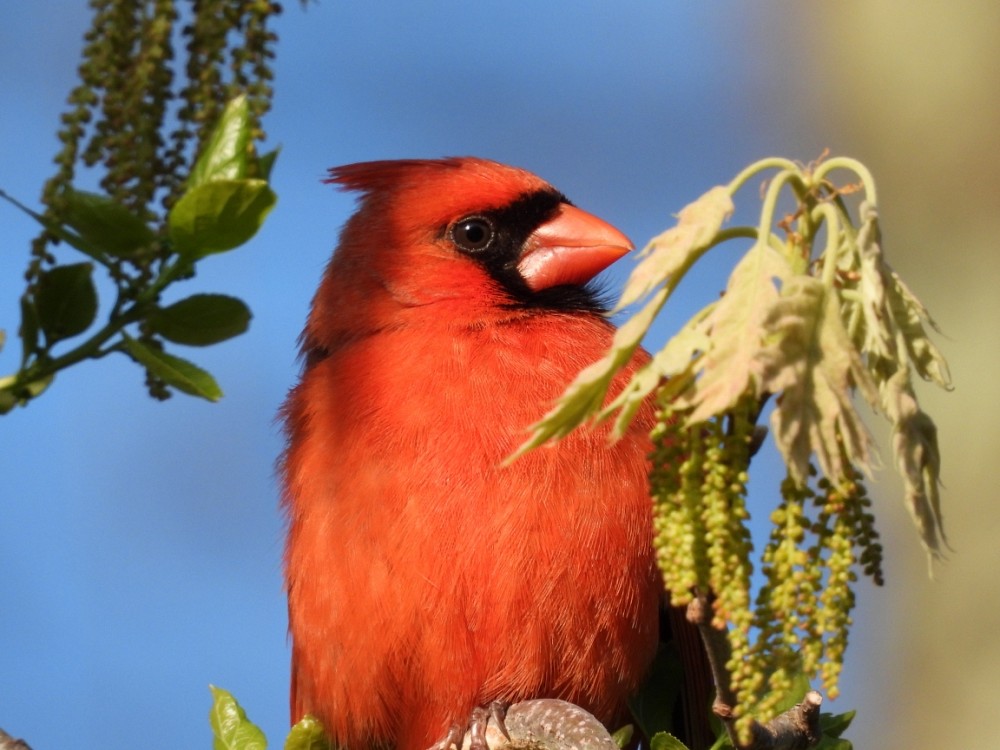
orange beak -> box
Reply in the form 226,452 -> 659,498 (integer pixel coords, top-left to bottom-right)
517,204 -> 634,291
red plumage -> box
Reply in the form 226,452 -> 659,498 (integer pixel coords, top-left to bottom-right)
282,158 -> 661,750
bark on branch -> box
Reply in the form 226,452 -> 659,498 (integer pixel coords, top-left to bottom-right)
687,595 -> 823,750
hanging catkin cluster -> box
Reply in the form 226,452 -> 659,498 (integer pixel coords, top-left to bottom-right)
21,0 -> 282,399
28,0 -> 282,285
520,155 -> 950,743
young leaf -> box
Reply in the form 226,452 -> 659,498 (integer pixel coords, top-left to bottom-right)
814,737 -> 853,750
62,189 -> 156,258
674,240 -> 792,423
150,294 -> 252,346
616,185 -> 734,311
603,301 -> 713,437
169,179 -> 276,258
758,276 -> 879,484
19,294 -> 40,363
883,368 -> 946,556
257,147 -> 281,182
35,263 -> 98,344
284,715 -> 332,750
0,384 -> 15,414
514,187 -> 735,456
610,724 -> 634,749
190,96 -> 251,187
650,732 -> 691,750
819,709 -> 855,739
0,188 -> 105,262
512,285 -> 668,458
209,685 -> 267,750
884,267 -> 952,389
122,335 -> 223,401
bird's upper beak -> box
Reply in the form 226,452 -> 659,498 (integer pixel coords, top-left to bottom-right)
517,204 -> 634,291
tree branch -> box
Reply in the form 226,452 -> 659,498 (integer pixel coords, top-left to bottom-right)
687,596 -> 823,750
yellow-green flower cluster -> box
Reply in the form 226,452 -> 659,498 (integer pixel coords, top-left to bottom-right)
652,387 -> 886,736
650,392 -> 756,719
32,0 -> 282,277
747,466 -> 883,720
26,0 -> 282,400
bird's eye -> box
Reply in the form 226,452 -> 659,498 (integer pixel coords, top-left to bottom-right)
451,217 -> 494,252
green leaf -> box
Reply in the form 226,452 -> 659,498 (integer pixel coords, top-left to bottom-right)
616,185 -> 734,311
650,732 -> 690,750
512,186 -> 735,458
150,294 -> 252,346
35,263 -> 98,345
610,724 -> 634,749
284,715 -> 333,750
815,737 -> 853,750
19,294 -> 40,363
757,276 -> 879,485
122,335 -> 223,401
209,685 -> 268,750
0,385 -> 15,414
674,240 -> 792,423
819,709 -> 855,739
856,202 -> 951,390
256,147 -> 281,182
885,268 -> 951,389
190,96 -> 251,187
62,189 -> 156,258
883,368 -> 946,556
169,179 -> 276,258
0,188 -> 105,263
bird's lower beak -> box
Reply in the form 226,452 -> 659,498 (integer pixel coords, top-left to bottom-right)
517,204 -> 634,291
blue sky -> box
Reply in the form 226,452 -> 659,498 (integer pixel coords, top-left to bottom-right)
0,4 -> 889,748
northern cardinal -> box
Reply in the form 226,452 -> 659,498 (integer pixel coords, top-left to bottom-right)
281,158 -> 702,750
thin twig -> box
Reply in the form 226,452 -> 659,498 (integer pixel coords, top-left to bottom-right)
686,598 -> 823,750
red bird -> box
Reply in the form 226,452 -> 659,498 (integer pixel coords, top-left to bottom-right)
282,158 -> 664,750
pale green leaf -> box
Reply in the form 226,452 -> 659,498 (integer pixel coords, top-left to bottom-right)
882,367 -> 946,556
884,267 -> 952,389
209,685 -> 268,750
673,241 -> 792,422
257,147 -> 281,182
603,302 -> 714,437
514,187 -> 734,456
284,715 -> 332,750
855,202 -> 951,390
190,96 -> 250,187
512,286 -> 669,458
617,186 -> 733,311
855,207 -> 896,362
758,277 -> 879,484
